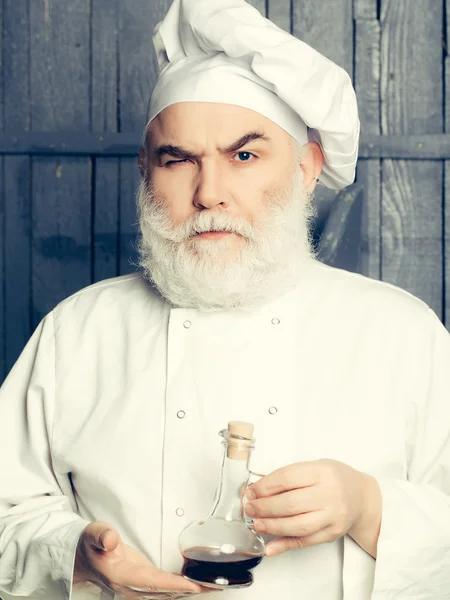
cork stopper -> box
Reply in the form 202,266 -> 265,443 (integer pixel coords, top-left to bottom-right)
227,421 -> 254,460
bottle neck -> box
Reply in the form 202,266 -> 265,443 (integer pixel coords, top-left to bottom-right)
210,444 -> 251,521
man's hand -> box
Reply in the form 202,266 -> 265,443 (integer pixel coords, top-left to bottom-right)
74,520 -> 215,599
244,459 -> 382,558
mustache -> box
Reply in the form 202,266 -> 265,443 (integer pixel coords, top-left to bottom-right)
137,181 -> 262,243
137,173 -> 304,247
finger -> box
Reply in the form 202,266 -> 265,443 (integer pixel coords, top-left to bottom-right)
121,587 -> 217,599
124,593 -> 198,600
84,521 -> 120,552
245,487 -> 320,519
124,584 -> 223,599
121,570 -> 205,594
253,509 -> 329,537
265,526 -> 339,556
247,462 -> 319,499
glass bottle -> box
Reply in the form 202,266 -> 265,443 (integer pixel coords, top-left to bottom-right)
179,421 -> 265,589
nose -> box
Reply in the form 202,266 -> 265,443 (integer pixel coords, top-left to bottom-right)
193,163 -> 230,210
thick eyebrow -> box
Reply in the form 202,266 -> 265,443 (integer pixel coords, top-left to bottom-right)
152,130 -> 272,162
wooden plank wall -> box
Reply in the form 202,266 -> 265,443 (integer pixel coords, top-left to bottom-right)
380,0 -> 443,318
0,0 -> 448,382
354,0 -> 381,282
2,0 -> 32,381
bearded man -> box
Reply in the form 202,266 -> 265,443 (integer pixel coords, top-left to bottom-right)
0,1 -> 449,600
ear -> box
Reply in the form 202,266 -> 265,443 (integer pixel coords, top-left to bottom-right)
138,147 -> 147,179
299,142 -> 324,191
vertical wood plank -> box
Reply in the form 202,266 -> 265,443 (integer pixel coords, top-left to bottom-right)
380,0 -> 443,317
118,0 -> 170,274
32,158 -> 91,326
0,154 -> 4,382
94,158 -> 120,281
292,0 -> 354,257
247,0 -> 266,17
92,0 -> 117,133
30,0 -> 91,325
355,14 -> 381,280
266,0 -> 289,31
354,0 -> 377,19
30,0 -> 90,131
0,0 -> 5,382
3,0 -> 32,379
4,158 -> 32,369
445,0 -> 450,328
444,55 -> 450,328
119,158 -> 141,275
292,0 -> 353,78
92,0 -> 119,282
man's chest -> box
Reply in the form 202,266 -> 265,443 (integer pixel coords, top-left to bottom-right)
54,315 -> 407,567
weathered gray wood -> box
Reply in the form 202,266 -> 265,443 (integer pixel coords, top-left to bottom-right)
30,0 -> 91,325
30,0 -> 90,132
0,132 -> 142,155
444,56 -> 450,328
1,0 -> 448,377
6,132 -> 450,159
318,184 -> 364,272
3,0 -> 32,379
3,0 -> 29,130
292,0 -> 353,78
4,157 -> 32,372
32,158 -> 91,325
247,0 -> 266,17
94,158 -> 120,281
380,0 -> 443,317
0,0 -> 5,381
0,0 -> 3,128
118,0 -> 169,274
119,1 -> 164,133
0,164 -> 4,382
92,0 -> 119,282
92,0 -> 118,132
291,0 -> 353,234
267,0 -> 289,32
119,158 -> 141,275
360,135 -> 450,159
355,16 -> 381,280
354,0 -> 377,20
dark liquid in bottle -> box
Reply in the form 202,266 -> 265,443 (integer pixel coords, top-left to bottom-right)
182,547 -> 263,587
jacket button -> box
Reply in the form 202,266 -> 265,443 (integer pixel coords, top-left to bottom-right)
177,410 -> 186,419
271,318 -> 280,325
183,320 -> 192,329
268,406 -> 278,415
176,508 -> 185,517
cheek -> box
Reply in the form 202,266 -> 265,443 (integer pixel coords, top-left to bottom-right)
167,202 -> 194,228
150,174 -> 193,223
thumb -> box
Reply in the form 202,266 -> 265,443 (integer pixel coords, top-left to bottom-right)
84,521 -> 121,552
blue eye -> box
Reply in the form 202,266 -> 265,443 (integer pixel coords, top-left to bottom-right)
235,151 -> 255,162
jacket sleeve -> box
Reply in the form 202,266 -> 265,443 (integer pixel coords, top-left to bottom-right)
372,307 -> 450,599
0,313 -> 92,599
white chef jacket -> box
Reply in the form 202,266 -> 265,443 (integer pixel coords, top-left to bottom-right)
0,259 -> 449,600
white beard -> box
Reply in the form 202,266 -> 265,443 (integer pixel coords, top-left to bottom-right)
136,167 -> 319,312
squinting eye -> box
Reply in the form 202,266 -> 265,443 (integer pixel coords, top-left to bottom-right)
164,152 -> 256,166
165,159 -> 189,166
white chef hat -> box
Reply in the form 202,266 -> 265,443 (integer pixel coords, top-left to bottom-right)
147,0 -> 360,190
